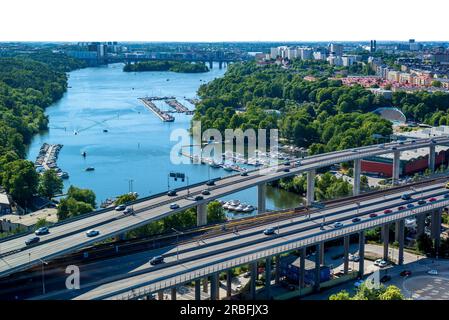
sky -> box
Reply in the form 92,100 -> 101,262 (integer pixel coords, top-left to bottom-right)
1,0 -> 448,42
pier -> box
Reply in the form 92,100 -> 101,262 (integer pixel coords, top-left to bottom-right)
164,99 -> 194,115
139,98 -> 175,122
34,143 -> 69,179
186,98 -> 200,105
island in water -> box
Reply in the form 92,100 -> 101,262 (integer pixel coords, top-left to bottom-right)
123,60 -> 210,73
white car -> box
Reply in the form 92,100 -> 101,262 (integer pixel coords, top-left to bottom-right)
86,229 -> 100,237
428,269 -> 438,275
378,260 -> 388,268
334,222 -> 344,228
35,226 -> 49,235
170,203 -> 180,210
374,259 -> 382,266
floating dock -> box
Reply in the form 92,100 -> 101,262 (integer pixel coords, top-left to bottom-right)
139,98 -> 175,122
34,143 -> 69,179
186,98 -> 200,105
164,99 -> 194,115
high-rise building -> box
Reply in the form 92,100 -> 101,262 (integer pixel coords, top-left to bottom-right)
370,40 -> 377,53
329,43 -> 343,57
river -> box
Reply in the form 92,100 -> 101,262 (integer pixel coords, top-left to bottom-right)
27,63 -> 301,218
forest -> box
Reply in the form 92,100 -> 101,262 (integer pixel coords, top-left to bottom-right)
123,60 -> 209,73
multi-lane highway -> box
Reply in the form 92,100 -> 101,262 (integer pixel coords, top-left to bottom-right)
29,177 -> 449,300
0,137 -> 447,279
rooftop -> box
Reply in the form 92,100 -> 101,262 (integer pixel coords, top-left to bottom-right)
0,193 -> 10,206
0,208 -> 57,228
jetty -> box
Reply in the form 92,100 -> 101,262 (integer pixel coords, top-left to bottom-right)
186,98 -> 200,105
34,143 -> 69,179
139,98 -> 175,122
164,99 -> 194,115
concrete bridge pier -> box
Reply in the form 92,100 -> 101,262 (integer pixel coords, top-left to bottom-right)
319,241 -> 325,264
306,170 -> 316,206
382,224 -> 389,261
358,231 -> 365,277
208,60 -> 213,69
219,61 -> 223,69
226,269 -> 232,298
392,150 -> 401,185
197,203 -> 207,226
203,277 -> 208,293
397,219 -> 405,265
299,247 -> 306,289
416,213 -> 426,237
250,261 -> 257,300
429,145 -> 436,173
210,273 -> 220,300
431,209 -> 442,252
158,291 -> 164,300
171,287 -> 177,300
353,159 -> 361,196
343,235 -> 350,274
258,183 -> 266,213
265,257 -> 272,299
274,254 -> 280,284
195,279 -> 201,300
314,243 -> 321,292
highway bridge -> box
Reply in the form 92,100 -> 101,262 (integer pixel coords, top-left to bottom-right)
0,137 -> 447,287
27,176 -> 448,300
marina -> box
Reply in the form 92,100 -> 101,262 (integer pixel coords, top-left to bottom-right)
164,99 -> 194,115
139,97 -> 175,122
34,143 -> 69,179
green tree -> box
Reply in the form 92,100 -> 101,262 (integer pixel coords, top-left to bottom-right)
115,193 -> 138,206
207,201 -> 226,224
1,159 -> 39,205
67,186 -> 96,208
379,285 -> 405,300
329,290 -> 351,300
416,233 -> 433,254
38,169 -> 63,199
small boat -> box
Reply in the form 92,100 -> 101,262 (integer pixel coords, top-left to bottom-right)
103,129 -> 108,133
243,205 -> 255,213
85,167 -> 95,171
223,165 -> 233,172
81,151 -> 87,158
210,162 -> 221,169
235,204 -> 245,212
58,172 -> 69,179
222,202 -> 230,210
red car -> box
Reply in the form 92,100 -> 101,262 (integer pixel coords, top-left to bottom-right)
397,206 -> 405,211
383,209 -> 393,214
400,270 -> 412,277
369,213 -> 378,218
428,197 -> 437,202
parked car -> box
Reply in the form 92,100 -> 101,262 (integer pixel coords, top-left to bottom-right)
379,260 -> 388,268
86,229 -> 100,237
400,270 -> 412,277
374,259 -> 382,266
149,255 -> 164,265
369,213 -> 378,218
170,203 -> 180,210
383,209 -> 393,214
167,190 -> 177,196
263,227 -> 276,235
115,204 -> 126,211
428,269 -> 438,275
201,189 -> 211,195
25,236 -> 40,246
35,227 -> 49,235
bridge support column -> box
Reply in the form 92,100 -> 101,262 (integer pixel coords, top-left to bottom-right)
353,159 -> 361,196
197,203 -> 207,226
429,145 -> 436,173
299,247 -> 306,289
416,213 -> 426,237
274,254 -> 280,284
431,209 -> 442,253
209,61 -> 213,69
203,277 -> 208,293
319,241 -> 325,264
397,219 -> 405,265
392,150 -> 401,185
226,269 -> 232,298
306,170 -> 316,206
195,279 -> 201,300
265,257 -> 272,299
314,243 -> 321,292
171,288 -> 177,300
382,224 -> 389,261
250,261 -> 257,300
343,235 -> 350,274
210,273 -> 219,300
358,231 -> 365,277
158,291 -> 164,300
258,183 -> 266,213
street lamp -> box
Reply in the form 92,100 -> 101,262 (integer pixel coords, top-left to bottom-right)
38,258 -> 48,295
171,228 -> 183,261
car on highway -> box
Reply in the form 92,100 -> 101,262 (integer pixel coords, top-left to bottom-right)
123,207 -> 134,215
444,193 -> 449,199
295,160 -> 301,166
333,222 -> 344,228
25,236 -> 40,246
194,195 -> 204,201
263,227 -> 276,235
167,190 -> 177,196
369,213 -> 378,218
283,161 -> 290,166
351,149 -> 358,153
35,227 -> 49,235
383,209 -> 393,214
407,203 -> 415,209
206,180 -> 215,186
201,189 -> 210,195
149,255 -> 164,265
397,206 -> 406,211
115,204 -> 126,211
401,193 -> 412,200
418,199 -> 427,205
428,197 -> 437,202
86,229 -> 100,237
380,275 -> 391,283
391,146 -> 397,150
378,144 -> 385,149
352,217 -> 361,223
428,269 -> 438,275
283,168 -> 290,172
446,182 -> 449,189
411,140 -> 416,143
170,203 -> 180,210
400,270 -> 412,277
240,171 -> 248,176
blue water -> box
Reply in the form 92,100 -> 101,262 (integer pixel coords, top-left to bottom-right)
27,63 -> 301,217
